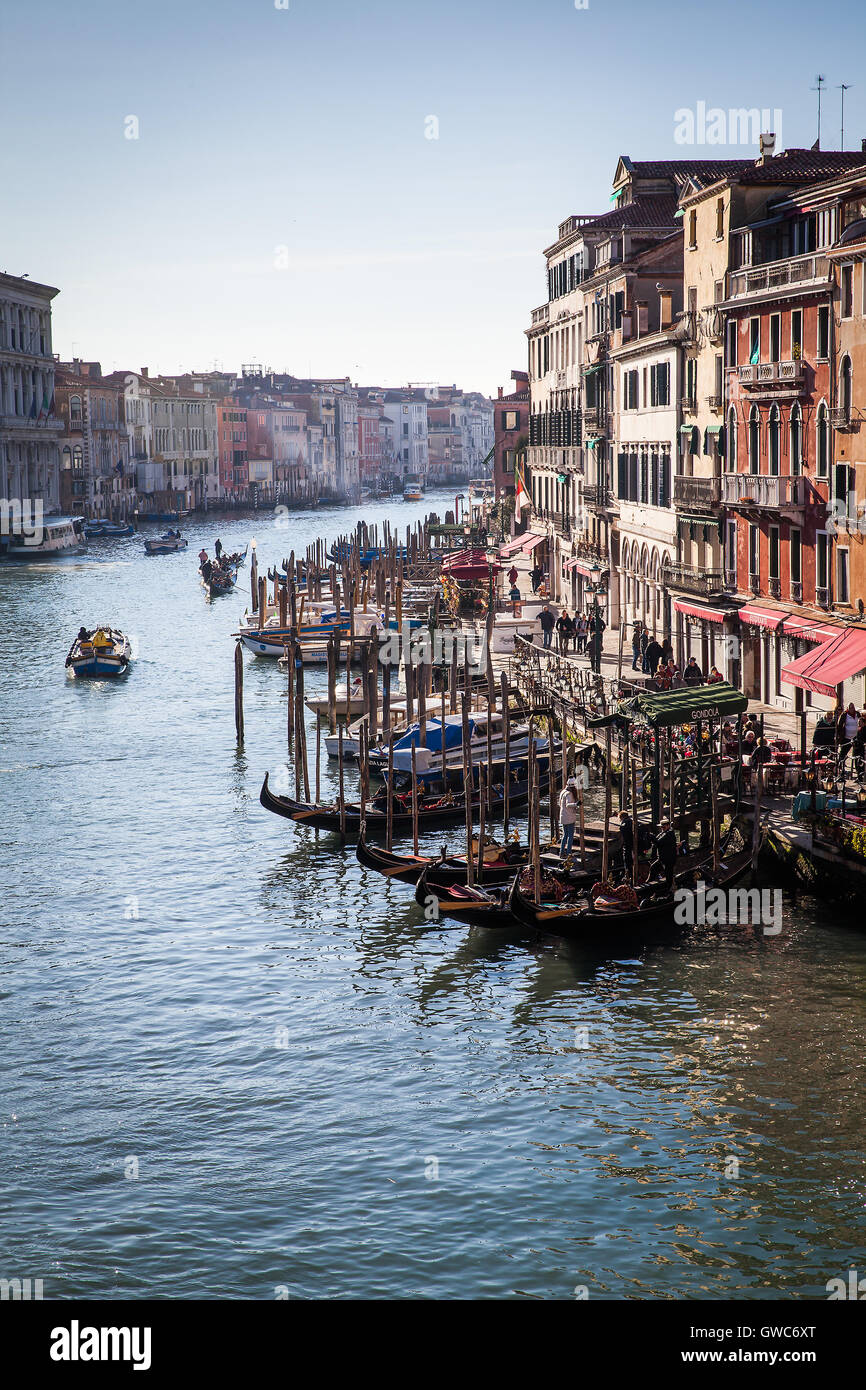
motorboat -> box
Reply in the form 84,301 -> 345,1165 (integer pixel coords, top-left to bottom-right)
65,626 -> 132,678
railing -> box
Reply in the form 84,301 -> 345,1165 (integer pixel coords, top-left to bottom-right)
830,405 -> 853,428
531,304 -> 550,326
816,585 -> 831,609
582,406 -> 602,430
768,577 -> 782,598
721,473 -> 807,510
749,573 -> 761,594
582,484 -> 614,508
680,394 -> 697,413
737,359 -> 805,389
706,394 -> 722,411
663,563 -> 726,597
727,253 -> 831,300
790,580 -> 803,603
673,474 -> 720,511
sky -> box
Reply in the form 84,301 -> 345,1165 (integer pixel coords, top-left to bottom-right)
2,0 -> 866,397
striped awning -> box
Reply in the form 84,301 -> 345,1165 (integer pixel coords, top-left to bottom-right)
674,600 -> 729,624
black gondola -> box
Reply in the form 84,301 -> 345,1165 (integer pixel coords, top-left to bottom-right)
259,770 -> 548,836
507,844 -> 754,940
413,865 -> 516,929
356,833 -> 529,886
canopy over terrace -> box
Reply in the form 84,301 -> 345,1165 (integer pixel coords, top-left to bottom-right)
440,547 -> 501,582
781,627 -> 866,699
589,682 -> 747,730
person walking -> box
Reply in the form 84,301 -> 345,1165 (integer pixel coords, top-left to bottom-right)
530,563 -> 543,594
639,626 -> 650,672
631,622 -> 643,671
559,778 -> 579,858
576,612 -> 588,655
539,604 -> 555,650
556,609 -> 574,654
507,564 -> 519,589
644,634 -> 663,678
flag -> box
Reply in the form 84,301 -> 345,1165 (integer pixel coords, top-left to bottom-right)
29,392 -> 38,419
38,389 -> 50,420
515,459 -> 531,514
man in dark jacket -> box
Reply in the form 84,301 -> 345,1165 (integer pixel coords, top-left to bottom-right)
651,818 -> 678,888
539,605 -> 555,649
618,809 -> 635,878
683,656 -> 704,686
644,636 -> 663,678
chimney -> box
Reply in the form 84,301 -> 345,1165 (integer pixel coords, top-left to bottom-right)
861,138 -> 866,152
636,301 -> 648,337
498,386 -> 503,398
758,132 -> 776,164
659,289 -> 673,330
140,367 -> 149,378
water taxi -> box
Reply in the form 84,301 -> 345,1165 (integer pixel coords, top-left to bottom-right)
3,515 -> 86,559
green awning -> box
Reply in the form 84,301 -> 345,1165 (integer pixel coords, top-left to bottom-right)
630,682 -> 747,728
582,364 -> 603,377
674,208 -> 685,220
705,425 -> 722,435
586,436 -> 603,447
679,424 -> 694,435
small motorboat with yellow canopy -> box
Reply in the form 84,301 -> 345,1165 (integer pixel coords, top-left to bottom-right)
65,626 -> 132,678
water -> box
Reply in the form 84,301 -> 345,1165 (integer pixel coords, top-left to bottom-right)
1,490 -> 865,1300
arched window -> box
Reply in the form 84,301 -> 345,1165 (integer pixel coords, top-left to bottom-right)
72,445 -> 83,471
768,404 -> 780,475
726,407 -> 737,472
61,446 -> 72,471
748,406 -> 760,474
840,355 -> 853,415
70,394 -> 82,423
790,404 -> 802,474
816,402 -> 829,478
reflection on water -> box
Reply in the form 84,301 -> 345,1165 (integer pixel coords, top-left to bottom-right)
1,495 -> 865,1299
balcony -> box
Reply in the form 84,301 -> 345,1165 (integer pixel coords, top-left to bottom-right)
680,394 -> 697,414
582,483 -> 615,510
735,359 -> 806,399
768,577 -> 782,599
790,581 -> 803,603
582,406 -> 602,431
531,304 -> 550,326
673,474 -> 721,513
726,253 -> 831,303
830,405 -> 858,431
721,472 -> 807,517
706,394 -> 722,411
816,586 -> 831,610
663,563 -> 726,598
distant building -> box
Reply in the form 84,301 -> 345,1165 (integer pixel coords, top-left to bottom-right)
0,272 -> 63,518
55,362 -> 133,518
493,371 -> 529,500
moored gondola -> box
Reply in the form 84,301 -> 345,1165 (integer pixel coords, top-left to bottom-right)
414,865 -> 516,929
259,769 -> 548,835
507,843 -> 754,940
356,833 -> 530,886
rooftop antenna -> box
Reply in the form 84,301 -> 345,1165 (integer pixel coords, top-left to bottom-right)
838,83 -> 851,149
812,74 -> 826,148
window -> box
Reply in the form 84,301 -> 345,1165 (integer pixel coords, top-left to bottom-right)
649,362 -> 670,406
70,394 -> 82,422
768,404 -> 780,474
769,525 -> 780,580
790,309 -> 803,361
714,279 -> 724,304
840,355 -> 853,415
726,519 -> 737,577
835,463 -> 856,520
817,305 -> 830,359
749,524 -> 759,579
748,406 -> 760,473
726,407 -> 737,472
688,210 -> 697,249
790,404 -> 802,474
624,370 -> 639,410
769,314 -> 781,364
727,319 -> 738,367
841,264 -> 854,319
714,354 -> 723,400
817,532 -> 830,590
749,318 -> 760,364
790,527 -> 802,583
816,402 -> 829,477
716,198 -> 725,239
838,548 -> 850,603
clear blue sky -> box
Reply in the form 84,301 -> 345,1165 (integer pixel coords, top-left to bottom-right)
2,0 -> 864,395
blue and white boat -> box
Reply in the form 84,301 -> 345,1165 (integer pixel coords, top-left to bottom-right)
65,626 -> 132,678
2,514 -> 86,559
84,521 -> 134,539
144,530 -> 188,555
368,712 -> 544,776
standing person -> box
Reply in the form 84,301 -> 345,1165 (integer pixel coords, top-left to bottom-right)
640,626 -> 650,672
539,604 -> 555,650
576,611 -> 588,655
507,564 -> 519,589
589,607 -> 606,672
215,538 -> 223,559
661,637 -> 673,666
631,622 -> 643,671
683,655 -> 704,687
618,808 -> 635,878
644,634 -> 663,678
651,818 -> 678,889
559,778 -> 579,858
530,562 -> 543,594
556,609 -> 573,654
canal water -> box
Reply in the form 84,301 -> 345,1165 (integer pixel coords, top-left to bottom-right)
1,490 -> 865,1300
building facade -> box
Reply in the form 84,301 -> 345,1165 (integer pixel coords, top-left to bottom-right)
0,272 -> 63,522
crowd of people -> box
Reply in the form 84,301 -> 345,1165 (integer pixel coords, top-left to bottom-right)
630,621 -> 723,691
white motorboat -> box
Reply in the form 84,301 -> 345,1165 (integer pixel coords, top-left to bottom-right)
3,514 -> 86,558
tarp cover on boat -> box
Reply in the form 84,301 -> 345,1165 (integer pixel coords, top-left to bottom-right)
392,715 -> 478,752
588,682 -> 747,729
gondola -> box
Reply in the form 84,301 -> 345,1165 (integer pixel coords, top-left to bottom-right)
507,843 -> 754,940
413,865 -> 516,929
259,769 -> 548,835
202,567 -> 236,596
356,833 -> 530,886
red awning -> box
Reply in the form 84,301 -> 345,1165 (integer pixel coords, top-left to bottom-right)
441,548 -> 501,581
499,536 -> 527,558
780,614 -> 839,643
781,626 -> 866,697
738,604 -> 787,631
674,600 -> 729,624
521,532 -> 547,553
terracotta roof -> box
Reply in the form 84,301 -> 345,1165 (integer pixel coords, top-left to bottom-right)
582,194 -> 680,231
622,158 -> 755,181
736,149 -> 866,184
